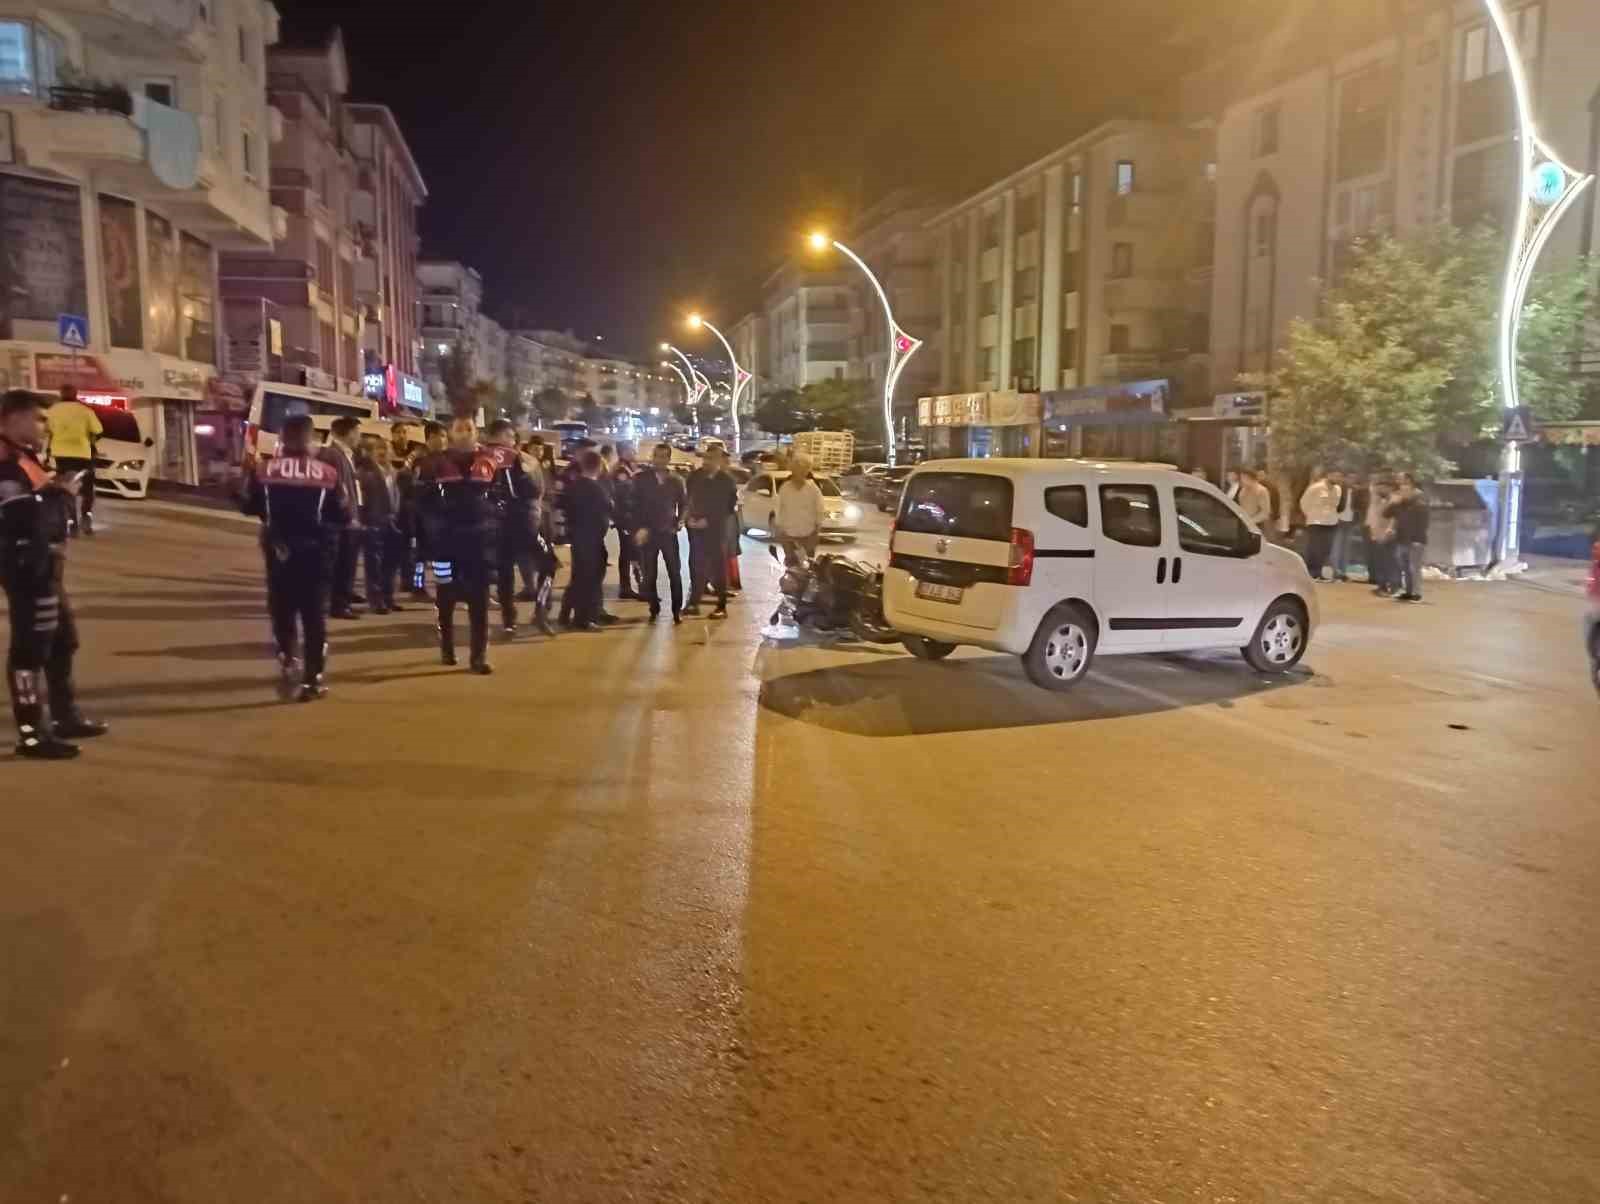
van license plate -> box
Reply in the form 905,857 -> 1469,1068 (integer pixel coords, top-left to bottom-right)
916,581 -> 964,604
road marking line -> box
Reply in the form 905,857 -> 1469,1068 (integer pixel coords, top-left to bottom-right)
1087,669 -> 1462,796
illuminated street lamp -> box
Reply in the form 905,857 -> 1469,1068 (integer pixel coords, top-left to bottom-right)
808,230 -> 922,468
662,342 -> 708,437
687,313 -> 750,457
1483,0 -> 1594,564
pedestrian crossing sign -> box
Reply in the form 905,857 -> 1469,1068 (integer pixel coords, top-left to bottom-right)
57,313 -> 89,349
1501,407 -> 1534,443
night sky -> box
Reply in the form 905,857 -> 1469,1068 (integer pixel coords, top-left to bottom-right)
278,0 -> 1195,357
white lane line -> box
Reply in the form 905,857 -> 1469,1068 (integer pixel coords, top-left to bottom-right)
1087,669 -> 1463,797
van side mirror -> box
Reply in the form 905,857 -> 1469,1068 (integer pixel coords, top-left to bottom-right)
144,436 -> 155,448
1242,530 -> 1263,557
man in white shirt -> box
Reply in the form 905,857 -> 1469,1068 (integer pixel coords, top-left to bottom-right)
775,457 -> 827,564
1237,468 -> 1273,531
1299,467 -> 1341,582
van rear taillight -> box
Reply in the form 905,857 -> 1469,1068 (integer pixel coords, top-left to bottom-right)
1588,541 -> 1600,599
1007,527 -> 1035,586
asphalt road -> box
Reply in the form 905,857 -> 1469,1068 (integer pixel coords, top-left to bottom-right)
3,502 -> 1598,1202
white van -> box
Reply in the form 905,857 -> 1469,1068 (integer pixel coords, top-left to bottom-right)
243,382 -> 383,468
883,459 -> 1318,690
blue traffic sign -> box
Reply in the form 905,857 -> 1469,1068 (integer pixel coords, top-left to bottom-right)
57,313 -> 89,349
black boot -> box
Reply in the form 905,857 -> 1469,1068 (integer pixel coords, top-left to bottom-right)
11,670 -> 79,759
438,623 -> 457,666
297,674 -> 328,703
46,665 -> 108,740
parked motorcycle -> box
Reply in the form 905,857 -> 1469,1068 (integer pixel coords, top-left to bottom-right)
768,546 -> 900,644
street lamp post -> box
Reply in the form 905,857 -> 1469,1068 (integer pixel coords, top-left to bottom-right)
687,314 -> 750,457
662,343 -> 708,438
809,231 -> 923,468
1483,0 -> 1594,566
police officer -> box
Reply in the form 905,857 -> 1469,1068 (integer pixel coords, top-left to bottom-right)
484,418 -> 539,638
417,416 -> 496,674
1,389 -> 107,759
240,413 -> 348,702
405,420 -> 448,599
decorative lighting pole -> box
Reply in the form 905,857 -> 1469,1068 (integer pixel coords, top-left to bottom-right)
662,342 -> 709,437
687,314 -> 749,457
809,231 -> 922,468
1483,0 -> 1594,564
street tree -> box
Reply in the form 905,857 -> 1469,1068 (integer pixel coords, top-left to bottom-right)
578,395 -> 609,434
754,389 -> 808,436
798,378 -> 875,437
439,348 -> 476,418
1252,224 -> 1596,478
531,386 -> 568,425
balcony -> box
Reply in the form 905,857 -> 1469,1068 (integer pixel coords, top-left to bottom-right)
354,257 -> 380,303
53,0 -> 206,59
1105,191 -> 1175,230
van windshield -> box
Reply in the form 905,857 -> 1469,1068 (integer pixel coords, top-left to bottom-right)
257,390 -> 372,434
897,473 -> 1013,541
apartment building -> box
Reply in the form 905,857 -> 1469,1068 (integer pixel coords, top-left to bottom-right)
220,31 -> 365,401
417,258 -> 482,404
347,102 -> 425,383
1187,0 -> 1600,393
507,327 -> 587,404
763,261 -> 857,390
924,120 -> 1214,458
477,312 -> 507,394
580,351 -> 675,416
0,0 -> 280,483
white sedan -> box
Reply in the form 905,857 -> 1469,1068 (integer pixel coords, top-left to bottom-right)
739,472 -> 862,540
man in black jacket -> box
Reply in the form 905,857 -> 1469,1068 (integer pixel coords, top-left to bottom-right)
563,449 -> 614,630
242,413 -> 349,701
612,443 -> 643,599
1,390 -> 107,759
1384,473 -> 1431,603
685,445 -> 738,619
417,417 -> 498,673
485,419 -> 541,637
319,415 -> 364,618
633,443 -> 687,622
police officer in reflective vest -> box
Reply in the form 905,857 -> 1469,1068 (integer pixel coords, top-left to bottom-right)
241,412 -> 348,702
0,389 -> 108,759
417,416 -> 498,674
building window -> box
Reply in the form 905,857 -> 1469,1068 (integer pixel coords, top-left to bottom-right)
1111,242 -> 1134,278
0,19 -> 64,97
239,25 -> 250,66
1461,7 -> 1539,85
320,321 -> 337,373
241,130 -> 257,180
1015,191 -> 1040,234
316,241 -> 335,288
1254,212 -> 1275,257
981,210 -> 1002,250
1011,338 -> 1037,388
1109,324 -> 1131,354
1061,329 -> 1077,371
1205,161 -> 1217,183
1115,160 -> 1135,195
979,280 -> 999,316
1014,266 -> 1039,303
1063,250 -> 1081,292
1070,171 -> 1083,213
1255,104 -> 1281,157
141,78 -> 176,107
1337,66 -> 1391,182
977,346 -> 997,382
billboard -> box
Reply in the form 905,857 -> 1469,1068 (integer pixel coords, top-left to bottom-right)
0,174 -> 87,340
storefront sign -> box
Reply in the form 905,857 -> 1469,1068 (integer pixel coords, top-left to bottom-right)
162,366 -> 207,397
99,195 -> 143,349
917,391 -> 1040,428
399,373 -> 428,411
363,371 -> 387,401
1213,391 -> 1266,418
34,353 -> 120,393
0,174 -> 89,341
1044,379 -> 1171,426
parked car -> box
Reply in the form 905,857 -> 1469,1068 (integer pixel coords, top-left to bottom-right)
739,471 -> 862,540
90,406 -> 155,500
872,465 -> 915,512
882,459 -> 1319,691
838,462 -> 888,499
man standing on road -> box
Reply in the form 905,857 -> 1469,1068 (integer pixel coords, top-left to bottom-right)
1331,470 -> 1358,582
632,442 -> 687,623
1,389 -> 107,758
563,449 -> 614,631
1238,468 -> 1273,532
612,442 -> 643,600
484,419 -> 539,638
1299,467 -> 1340,582
319,416 -> 365,619
775,455 -> 826,565
1384,473 -> 1430,603
356,438 -> 400,615
418,417 -> 497,674
241,413 -> 348,702
45,385 -> 102,538
686,445 -> 738,620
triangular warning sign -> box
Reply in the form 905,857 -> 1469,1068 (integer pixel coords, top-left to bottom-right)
60,324 -> 86,349
1503,411 -> 1531,441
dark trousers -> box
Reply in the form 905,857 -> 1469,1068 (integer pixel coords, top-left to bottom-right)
364,526 -> 396,608
331,527 -> 362,612
1305,525 -> 1336,581
435,554 -> 490,664
54,456 -> 95,519
496,534 -> 523,629
1367,537 -> 1394,590
398,518 -> 421,595
641,530 -> 684,616
617,526 -> 641,595
688,526 -> 728,608
1396,541 -> 1425,599
265,539 -> 330,682
568,537 -> 607,625
6,555 -> 79,740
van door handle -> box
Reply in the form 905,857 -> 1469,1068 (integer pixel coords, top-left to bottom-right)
1172,556 -> 1183,584
1156,556 -> 1167,585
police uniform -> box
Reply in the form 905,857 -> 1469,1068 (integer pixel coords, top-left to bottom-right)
1,435 -> 104,756
487,446 -> 539,633
242,452 -> 348,700
417,444 -> 501,672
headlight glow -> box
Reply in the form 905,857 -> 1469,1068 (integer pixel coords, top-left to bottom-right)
845,505 -> 862,521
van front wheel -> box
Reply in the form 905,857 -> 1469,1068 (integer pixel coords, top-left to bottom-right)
902,636 -> 956,661
1242,599 -> 1308,674
1024,603 -> 1097,690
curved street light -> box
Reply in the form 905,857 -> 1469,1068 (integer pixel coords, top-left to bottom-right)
687,314 -> 750,457
809,231 -> 922,468
662,342 -> 708,438
1482,0 -> 1594,564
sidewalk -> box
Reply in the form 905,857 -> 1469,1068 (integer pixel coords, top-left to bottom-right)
1515,553 -> 1592,599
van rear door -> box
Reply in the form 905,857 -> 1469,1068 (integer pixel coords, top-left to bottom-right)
890,471 -> 1015,630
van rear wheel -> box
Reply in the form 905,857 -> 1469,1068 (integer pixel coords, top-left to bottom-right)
902,636 -> 956,661
1024,603 -> 1097,690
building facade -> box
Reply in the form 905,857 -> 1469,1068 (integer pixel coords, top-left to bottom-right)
763,262 -> 857,390
477,312 -> 507,394
507,328 -> 587,407
416,258 -> 482,404
1,0 -> 281,483
346,102 -> 425,382
1189,0 -> 1600,394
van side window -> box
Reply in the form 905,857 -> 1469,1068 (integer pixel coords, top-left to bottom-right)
1099,484 -> 1161,547
1044,485 -> 1088,527
1174,486 -> 1252,557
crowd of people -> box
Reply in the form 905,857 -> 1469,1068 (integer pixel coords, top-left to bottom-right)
1211,465 -> 1433,601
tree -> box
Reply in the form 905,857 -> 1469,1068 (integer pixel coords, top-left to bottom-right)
495,383 -> 530,427
753,388 -> 809,436
438,348 -> 476,418
798,378 -> 875,438
578,395 -> 609,434
1251,224 -> 1596,478
530,386 -> 568,425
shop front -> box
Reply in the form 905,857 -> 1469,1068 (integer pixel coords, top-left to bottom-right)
1041,379 -> 1182,463
916,391 -> 1042,459
364,362 -> 433,420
